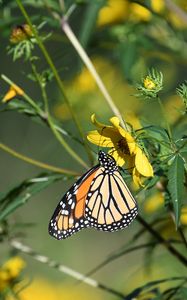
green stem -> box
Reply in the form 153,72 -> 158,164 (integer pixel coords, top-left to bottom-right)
0,142 -> 79,176
1,74 -> 88,169
1,74 -> 43,116
157,96 -> 172,139
15,0 -> 93,165
61,17 -> 128,131
29,60 -> 49,113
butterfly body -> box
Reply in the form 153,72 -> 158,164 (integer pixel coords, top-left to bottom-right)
49,151 -> 138,240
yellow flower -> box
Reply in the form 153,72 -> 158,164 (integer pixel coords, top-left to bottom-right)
10,24 -> 33,44
129,3 -> 151,22
73,68 -> 96,93
0,256 -> 25,292
7,278 -> 103,300
97,0 -> 129,26
151,0 -> 165,13
180,206 -> 187,225
2,84 -> 24,103
87,114 -> 153,186
144,192 -> 164,213
143,76 -> 156,90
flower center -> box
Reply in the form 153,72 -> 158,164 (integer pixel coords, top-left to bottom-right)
117,139 -> 130,154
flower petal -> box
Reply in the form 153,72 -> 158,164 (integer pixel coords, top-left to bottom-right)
87,125 -> 122,147
109,116 -> 120,127
87,130 -> 115,147
132,168 -> 144,187
108,149 -> 125,166
135,147 -> 154,177
91,114 -> 110,129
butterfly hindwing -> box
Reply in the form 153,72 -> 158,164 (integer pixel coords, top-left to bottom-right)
85,168 -> 138,232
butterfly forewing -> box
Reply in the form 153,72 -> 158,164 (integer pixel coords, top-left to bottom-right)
48,165 -> 99,240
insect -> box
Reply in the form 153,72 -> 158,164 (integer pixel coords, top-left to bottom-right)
48,151 -> 138,240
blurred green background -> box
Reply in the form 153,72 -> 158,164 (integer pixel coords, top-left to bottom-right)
0,0 -> 187,299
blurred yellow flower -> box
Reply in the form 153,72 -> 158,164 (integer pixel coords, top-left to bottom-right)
97,0 -> 129,26
164,95 -> 183,124
126,112 -> 142,130
2,84 -> 24,103
143,76 -> 156,90
73,68 -> 96,93
144,192 -> 164,213
87,114 -> 153,186
129,3 -> 151,22
7,278 -> 103,300
0,256 -> 25,292
151,0 -> 165,13
53,103 -> 71,121
10,24 -> 33,44
180,206 -> 187,225
169,11 -> 187,29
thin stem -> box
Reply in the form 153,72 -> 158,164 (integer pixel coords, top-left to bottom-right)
47,116 -> 88,168
15,0 -> 93,166
0,142 -> 79,176
61,17 -> 128,131
1,74 -> 88,169
164,0 -> 187,24
85,240 -> 182,278
11,240 -> 126,299
178,227 -> 187,249
29,60 -> 49,113
157,96 -> 172,139
137,216 -> 187,267
1,74 -> 43,116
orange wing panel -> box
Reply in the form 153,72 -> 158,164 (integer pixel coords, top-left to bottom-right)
75,169 -> 99,219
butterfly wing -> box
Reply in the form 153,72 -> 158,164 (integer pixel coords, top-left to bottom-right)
48,165 -> 99,240
85,168 -> 138,232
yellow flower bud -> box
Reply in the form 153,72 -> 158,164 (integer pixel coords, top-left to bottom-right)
10,24 -> 33,44
143,76 -> 156,90
2,84 -> 24,103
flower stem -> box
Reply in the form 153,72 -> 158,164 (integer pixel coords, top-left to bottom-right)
29,60 -> 49,113
61,17 -> 128,131
15,0 -> 93,166
0,142 -> 79,176
1,74 -> 88,169
157,96 -> 172,139
1,74 -> 43,116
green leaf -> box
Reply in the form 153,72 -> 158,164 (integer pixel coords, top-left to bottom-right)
125,276 -> 186,299
0,173 -> 71,221
1,99 -> 38,116
167,155 -> 185,227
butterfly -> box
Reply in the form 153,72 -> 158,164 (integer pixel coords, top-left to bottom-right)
48,151 -> 138,240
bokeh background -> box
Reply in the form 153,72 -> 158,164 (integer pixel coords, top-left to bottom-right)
0,0 -> 187,299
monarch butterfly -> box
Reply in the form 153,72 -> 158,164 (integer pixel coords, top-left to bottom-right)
48,151 -> 138,240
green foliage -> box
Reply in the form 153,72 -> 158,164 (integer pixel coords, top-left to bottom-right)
177,81 -> 187,114
0,173 -> 67,221
0,0 -> 187,299
167,155 -> 185,227
136,68 -> 163,99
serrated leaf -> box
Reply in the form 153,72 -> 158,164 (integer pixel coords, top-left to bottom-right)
0,173 -> 71,221
167,155 -> 185,227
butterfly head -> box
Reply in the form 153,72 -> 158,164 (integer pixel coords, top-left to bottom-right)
98,151 -> 118,172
